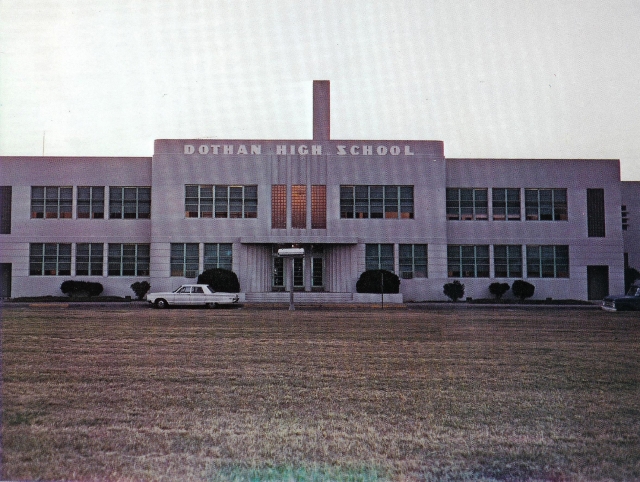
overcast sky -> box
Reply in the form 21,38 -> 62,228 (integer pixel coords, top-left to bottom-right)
1,0 -> 639,180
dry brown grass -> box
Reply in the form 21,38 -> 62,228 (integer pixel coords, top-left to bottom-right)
2,305 -> 639,481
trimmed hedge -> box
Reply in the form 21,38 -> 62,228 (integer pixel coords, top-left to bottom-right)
60,280 -> 104,298
512,280 -> 535,301
197,268 -> 240,293
356,270 -> 400,294
489,282 -> 510,300
131,281 -> 151,300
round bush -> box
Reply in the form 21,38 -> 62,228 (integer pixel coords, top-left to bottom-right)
356,270 -> 400,294
443,280 -> 465,302
512,280 -> 535,301
197,268 -> 240,292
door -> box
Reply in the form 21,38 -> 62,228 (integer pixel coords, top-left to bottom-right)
587,265 -> 609,300
0,263 -> 11,298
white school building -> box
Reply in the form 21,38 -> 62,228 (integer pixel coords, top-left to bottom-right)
1,81 -> 639,302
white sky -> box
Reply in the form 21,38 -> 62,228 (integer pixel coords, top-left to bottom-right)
1,0 -> 639,180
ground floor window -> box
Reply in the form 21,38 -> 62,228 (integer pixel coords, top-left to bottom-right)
447,245 -> 490,277
526,245 -> 569,278
493,245 -> 522,278
399,244 -> 428,278
76,243 -> 104,276
170,243 -> 199,277
29,243 -> 71,275
204,243 -> 233,271
365,244 -> 394,271
108,244 -> 150,276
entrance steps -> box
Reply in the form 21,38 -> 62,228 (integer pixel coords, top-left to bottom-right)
245,292 -> 354,303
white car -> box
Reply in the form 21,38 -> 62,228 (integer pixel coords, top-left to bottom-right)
146,284 -> 240,308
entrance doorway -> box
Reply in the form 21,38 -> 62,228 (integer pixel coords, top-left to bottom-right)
271,245 -> 325,291
587,265 -> 609,300
1,263 -> 11,298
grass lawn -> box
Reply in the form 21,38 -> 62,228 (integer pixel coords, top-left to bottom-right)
2,306 -> 639,481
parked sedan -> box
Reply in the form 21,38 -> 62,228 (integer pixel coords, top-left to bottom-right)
601,283 -> 640,311
146,284 -> 240,308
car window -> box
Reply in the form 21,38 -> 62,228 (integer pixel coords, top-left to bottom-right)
192,287 -> 204,293
207,285 -> 216,293
177,287 -> 190,293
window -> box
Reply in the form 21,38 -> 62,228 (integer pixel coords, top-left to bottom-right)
447,245 -> 490,277
292,185 -> 307,228
525,189 -> 567,221
29,243 -> 71,275
185,185 -> 213,218
31,186 -> 72,219
526,245 -> 569,278
365,244 -> 394,271
273,256 -> 284,288
622,205 -> 629,231
204,243 -> 232,270
493,245 -> 522,278
109,187 -> 151,219
76,243 -> 104,276
587,189 -> 606,237
0,186 -> 11,234
399,244 -> 428,278
108,244 -> 150,276
77,186 -> 105,219
311,185 -> 326,229
492,188 -> 521,221
340,186 -> 413,219
171,243 -> 199,277
446,188 -> 488,220
271,185 -> 287,229
185,185 -> 256,219
271,248 -> 304,289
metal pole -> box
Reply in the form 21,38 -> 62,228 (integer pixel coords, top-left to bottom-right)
381,271 -> 384,310
289,258 -> 295,311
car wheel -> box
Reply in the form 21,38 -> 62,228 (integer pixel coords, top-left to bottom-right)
155,299 -> 168,309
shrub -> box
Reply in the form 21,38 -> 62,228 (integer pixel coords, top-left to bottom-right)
131,281 -> 151,300
60,280 -> 103,298
197,268 -> 240,292
512,280 -> 535,301
355,270 -> 400,294
443,280 -> 465,302
489,282 -> 510,300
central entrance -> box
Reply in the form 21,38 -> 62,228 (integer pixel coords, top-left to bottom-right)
272,245 -> 325,291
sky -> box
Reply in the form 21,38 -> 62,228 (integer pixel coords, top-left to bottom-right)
1,0 -> 639,180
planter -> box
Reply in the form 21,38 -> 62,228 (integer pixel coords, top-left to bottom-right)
353,293 -> 404,304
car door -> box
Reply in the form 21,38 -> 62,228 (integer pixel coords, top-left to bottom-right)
190,286 -> 206,305
174,286 -> 191,305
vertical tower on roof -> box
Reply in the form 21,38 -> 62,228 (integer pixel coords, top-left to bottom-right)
313,80 -> 330,140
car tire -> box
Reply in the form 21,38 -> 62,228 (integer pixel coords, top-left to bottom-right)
155,299 -> 168,309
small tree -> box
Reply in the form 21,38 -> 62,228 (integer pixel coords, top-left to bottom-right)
512,280 -> 535,301
443,280 -> 465,302
131,281 -> 151,300
197,268 -> 240,292
489,282 -> 510,300
355,269 -> 400,294
60,280 -> 103,298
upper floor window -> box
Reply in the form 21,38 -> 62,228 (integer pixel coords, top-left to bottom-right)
186,185 -> 257,219
447,245 -> 490,277
341,185 -> 413,219
109,187 -> 151,219
446,188 -> 488,220
492,188 -> 521,221
29,243 -> 71,275
587,189 -> 605,237
524,189 -> 567,221
622,205 -> 629,231
0,186 -> 11,234
271,185 -> 287,229
526,245 -> 569,278
77,186 -> 105,219
31,186 -> 72,219
399,244 -> 428,278
291,185 -> 307,228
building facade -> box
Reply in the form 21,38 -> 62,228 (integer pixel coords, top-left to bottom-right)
1,81 -> 638,301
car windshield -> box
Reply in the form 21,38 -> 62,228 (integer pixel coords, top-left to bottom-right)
207,285 -> 216,293
627,286 -> 640,297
